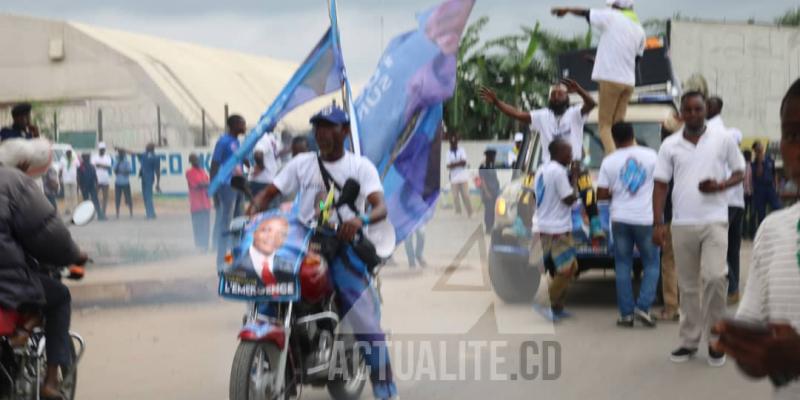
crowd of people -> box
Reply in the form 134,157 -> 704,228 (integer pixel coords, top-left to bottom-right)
2,0 -> 800,398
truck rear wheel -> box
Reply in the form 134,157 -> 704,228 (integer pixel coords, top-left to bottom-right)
488,235 -> 541,303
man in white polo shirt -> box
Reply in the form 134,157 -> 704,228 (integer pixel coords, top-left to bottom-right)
447,133 -> 473,217
552,0 -> 646,155
91,142 -> 113,221
708,96 -> 748,305
533,138 -> 579,322
597,122 -> 659,328
653,91 -> 745,367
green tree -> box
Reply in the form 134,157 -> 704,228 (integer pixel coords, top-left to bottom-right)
446,16 -> 589,140
776,7 -> 800,26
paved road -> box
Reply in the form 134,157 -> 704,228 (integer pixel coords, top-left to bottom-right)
69,210 -> 771,399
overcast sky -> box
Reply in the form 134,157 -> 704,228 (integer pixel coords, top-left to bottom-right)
3,0 -> 798,84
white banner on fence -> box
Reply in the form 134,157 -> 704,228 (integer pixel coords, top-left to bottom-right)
123,148 -> 213,195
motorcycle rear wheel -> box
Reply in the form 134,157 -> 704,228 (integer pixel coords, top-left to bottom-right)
230,341 -> 287,400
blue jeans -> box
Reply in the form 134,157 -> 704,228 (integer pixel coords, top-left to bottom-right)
191,210 -> 211,251
214,185 -> 242,269
142,180 -> 156,219
404,228 -> 426,267
612,222 -> 661,317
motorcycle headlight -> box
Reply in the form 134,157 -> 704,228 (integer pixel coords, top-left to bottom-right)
496,198 -> 507,216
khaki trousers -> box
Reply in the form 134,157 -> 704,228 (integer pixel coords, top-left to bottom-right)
661,225 -> 679,314
451,182 -> 473,217
672,223 -> 729,348
598,80 -> 634,155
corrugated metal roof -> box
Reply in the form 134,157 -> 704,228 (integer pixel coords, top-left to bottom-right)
70,21 -> 336,133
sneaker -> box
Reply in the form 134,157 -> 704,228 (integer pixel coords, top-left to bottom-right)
533,304 -> 561,322
616,315 -> 634,328
708,347 -> 727,367
669,347 -> 698,363
727,292 -> 740,306
417,258 -> 429,268
634,309 -> 657,328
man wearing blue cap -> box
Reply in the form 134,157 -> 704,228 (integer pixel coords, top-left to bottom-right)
249,105 -> 397,399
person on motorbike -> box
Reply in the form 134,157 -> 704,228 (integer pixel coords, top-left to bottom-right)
0,138 -> 89,399
248,105 -> 397,399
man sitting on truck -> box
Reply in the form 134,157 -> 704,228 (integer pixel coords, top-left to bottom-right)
551,0 -> 646,156
480,79 -> 605,240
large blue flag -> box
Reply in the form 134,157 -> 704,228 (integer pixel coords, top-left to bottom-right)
355,0 -> 474,241
381,105 -> 444,241
209,26 -> 345,195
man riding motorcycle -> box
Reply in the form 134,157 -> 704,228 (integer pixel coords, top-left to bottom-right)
249,105 -> 397,399
0,138 -> 89,399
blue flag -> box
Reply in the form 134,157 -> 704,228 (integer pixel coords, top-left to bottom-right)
209,27 -> 345,195
382,105 -> 444,241
355,0 -> 474,242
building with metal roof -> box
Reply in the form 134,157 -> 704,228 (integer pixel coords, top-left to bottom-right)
0,13 -> 331,149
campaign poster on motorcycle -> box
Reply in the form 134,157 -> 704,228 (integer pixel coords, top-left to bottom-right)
218,210 -> 312,302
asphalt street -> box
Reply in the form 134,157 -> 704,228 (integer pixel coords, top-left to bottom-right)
67,204 -> 771,400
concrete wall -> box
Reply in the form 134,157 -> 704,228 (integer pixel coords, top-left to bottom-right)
671,20 -> 800,139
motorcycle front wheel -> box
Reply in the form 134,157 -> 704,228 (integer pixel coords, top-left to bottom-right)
326,335 -> 367,400
229,341 -> 287,400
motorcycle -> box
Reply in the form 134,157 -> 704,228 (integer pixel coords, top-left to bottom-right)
224,177 -> 369,400
0,201 -> 94,400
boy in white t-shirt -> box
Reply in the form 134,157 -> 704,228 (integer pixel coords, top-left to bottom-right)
597,122 -> 659,328
533,138 -> 579,322
552,0 -> 645,155
447,134 -> 473,217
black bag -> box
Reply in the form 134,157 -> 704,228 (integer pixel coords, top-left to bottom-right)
316,157 -> 381,273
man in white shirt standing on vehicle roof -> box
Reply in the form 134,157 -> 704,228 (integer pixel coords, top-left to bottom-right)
597,122 -> 660,328
91,142 -> 112,221
552,0 -> 646,156
480,79 -> 606,240
652,91 -> 745,367
248,105 -> 397,400
533,138 -> 579,322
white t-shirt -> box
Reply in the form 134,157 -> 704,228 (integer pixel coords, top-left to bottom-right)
597,145 -> 658,225
736,203 -> 800,400
727,127 -> 746,208
447,147 -> 470,184
534,160 -> 574,234
654,126 -> 746,225
59,157 -> 80,184
530,105 -> 586,163
251,133 -> 282,184
589,9 -> 646,87
91,153 -> 113,185
272,152 -> 383,226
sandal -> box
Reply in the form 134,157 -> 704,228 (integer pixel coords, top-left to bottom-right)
656,310 -> 679,322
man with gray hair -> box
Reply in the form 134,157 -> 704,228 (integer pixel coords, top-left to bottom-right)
552,0 -> 646,155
